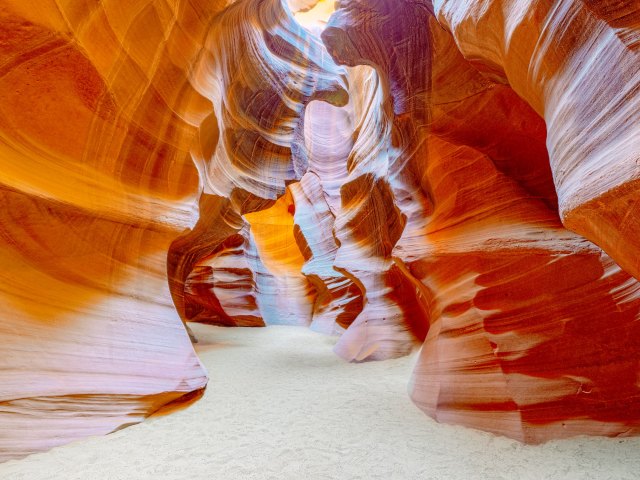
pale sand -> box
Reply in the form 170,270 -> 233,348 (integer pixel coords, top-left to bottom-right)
2,324 -> 640,480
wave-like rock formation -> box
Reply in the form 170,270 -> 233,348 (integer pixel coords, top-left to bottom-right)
434,0 -> 640,280
0,0 -> 346,460
0,0 -> 221,461
324,0 -> 640,442
166,0 -> 348,328
0,0 -> 639,460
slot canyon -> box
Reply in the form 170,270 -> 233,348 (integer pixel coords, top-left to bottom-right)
0,0 -> 639,477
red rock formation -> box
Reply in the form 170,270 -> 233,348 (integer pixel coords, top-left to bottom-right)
409,135 -> 640,443
433,0 -> 640,280
166,0 -> 348,326
1,0 -> 639,460
0,0 -> 216,461
0,0 -> 351,459
185,227 -> 265,327
324,0 -> 640,442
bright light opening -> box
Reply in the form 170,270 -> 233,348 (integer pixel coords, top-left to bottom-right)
288,0 -> 336,30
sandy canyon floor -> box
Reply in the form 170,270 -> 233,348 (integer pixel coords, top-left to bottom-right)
2,324 -> 640,480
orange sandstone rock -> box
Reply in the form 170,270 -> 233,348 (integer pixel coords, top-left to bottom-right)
433,0 -> 640,281
0,0 -> 215,460
326,0 -> 640,442
1,0 -> 639,460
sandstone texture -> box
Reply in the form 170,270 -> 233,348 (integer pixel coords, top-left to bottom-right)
0,0 -> 638,459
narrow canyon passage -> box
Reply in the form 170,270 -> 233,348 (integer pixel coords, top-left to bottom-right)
1,0 -> 640,465
2,324 -> 640,480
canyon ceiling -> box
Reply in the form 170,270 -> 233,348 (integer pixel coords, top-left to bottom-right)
0,0 -> 639,461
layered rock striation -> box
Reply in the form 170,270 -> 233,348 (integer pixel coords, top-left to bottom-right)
324,0 -> 640,442
0,0 -> 638,460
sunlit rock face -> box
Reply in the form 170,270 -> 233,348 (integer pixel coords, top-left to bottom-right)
433,0 -> 640,281
166,0 -> 349,330
0,0 -> 639,460
0,0 -> 348,460
324,0 -> 640,443
0,0 -> 222,461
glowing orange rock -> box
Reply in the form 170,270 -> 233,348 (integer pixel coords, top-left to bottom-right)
326,0 -> 640,442
0,0 -> 350,462
0,0 -> 216,460
1,0 -> 639,461
433,0 -> 640,281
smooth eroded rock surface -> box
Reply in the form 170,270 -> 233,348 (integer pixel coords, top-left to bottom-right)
1,0 -> 639,460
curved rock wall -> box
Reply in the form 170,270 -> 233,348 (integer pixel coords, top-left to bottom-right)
324,0 -> 640,442
166,0 -> 348,326
433,0 -> 640,280
1,0 -> 639,460
0,0 -> 220,461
